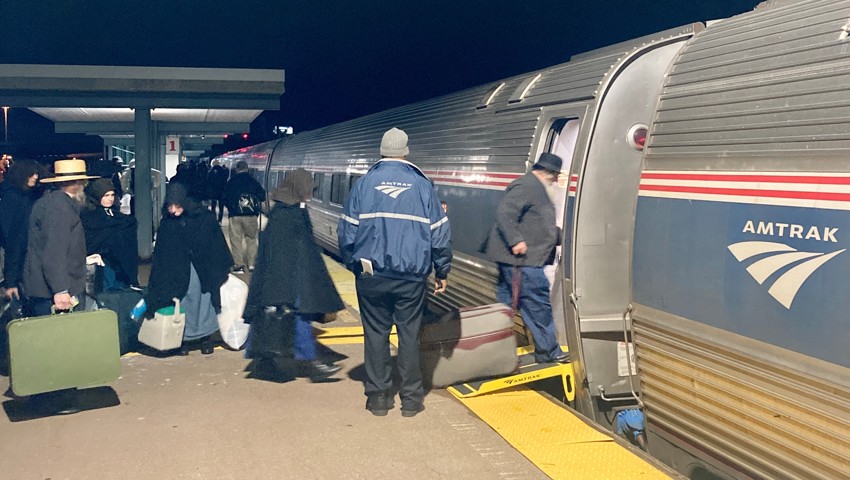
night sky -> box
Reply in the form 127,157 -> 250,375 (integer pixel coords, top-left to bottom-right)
0,0 -> 763,156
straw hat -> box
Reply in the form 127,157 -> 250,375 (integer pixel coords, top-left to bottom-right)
41,158 -> 100,183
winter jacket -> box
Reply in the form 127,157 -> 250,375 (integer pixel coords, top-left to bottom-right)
223,172 -> 266,217
485,172 -> 558,266
338,158 -> 452,281
22,189 -> 87,299
0,181 -> 39,288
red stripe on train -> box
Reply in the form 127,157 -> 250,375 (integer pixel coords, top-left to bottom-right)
640,184 -> 850,202
641,172 -> 850,185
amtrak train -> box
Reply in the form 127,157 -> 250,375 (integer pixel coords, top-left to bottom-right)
215,1 -> 850,477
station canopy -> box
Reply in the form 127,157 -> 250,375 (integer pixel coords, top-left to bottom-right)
0,63 -> 286,153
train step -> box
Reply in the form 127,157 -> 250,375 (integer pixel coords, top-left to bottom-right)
448,346 -> 574,400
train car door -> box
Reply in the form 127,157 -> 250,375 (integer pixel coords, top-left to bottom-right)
558,39 -> 693,426
529,105 -> 587,389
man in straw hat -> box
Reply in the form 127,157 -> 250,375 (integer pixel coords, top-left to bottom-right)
23,158 -> 99,316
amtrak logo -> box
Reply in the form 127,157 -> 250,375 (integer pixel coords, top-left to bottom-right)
375,184 -> 411,198
728,241 -> 845,309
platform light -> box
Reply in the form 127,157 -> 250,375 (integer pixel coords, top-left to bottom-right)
2,106 -> 9,143
242,133 -> 249,140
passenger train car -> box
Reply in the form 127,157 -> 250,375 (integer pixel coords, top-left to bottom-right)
216,1 -> 850,477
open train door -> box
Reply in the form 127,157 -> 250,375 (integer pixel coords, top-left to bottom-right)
536,28 -> 699,427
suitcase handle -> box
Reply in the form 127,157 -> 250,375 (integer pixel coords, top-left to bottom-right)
50,304 -> 77,315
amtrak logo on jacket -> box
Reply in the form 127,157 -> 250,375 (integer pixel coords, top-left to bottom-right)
375,182 -> 412,199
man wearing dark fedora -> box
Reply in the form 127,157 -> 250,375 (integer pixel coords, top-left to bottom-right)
23,158 -> 99,316
485,152 -> 567,364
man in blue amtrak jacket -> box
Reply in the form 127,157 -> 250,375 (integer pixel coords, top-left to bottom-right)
338,127 -> 452,418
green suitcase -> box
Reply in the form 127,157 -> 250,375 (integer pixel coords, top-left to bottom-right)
7,309 -> 122,396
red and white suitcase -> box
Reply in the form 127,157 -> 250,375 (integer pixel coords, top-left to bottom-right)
419,303 -> 518,387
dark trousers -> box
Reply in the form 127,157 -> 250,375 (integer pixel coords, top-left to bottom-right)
496,264 -> 560,363
293,312 -> 320,361
356,275 -> 427,408
210,198 -> 225,222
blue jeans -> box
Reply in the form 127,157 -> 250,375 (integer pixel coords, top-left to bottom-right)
496,264 -> 560,363
293,312 -> 320,361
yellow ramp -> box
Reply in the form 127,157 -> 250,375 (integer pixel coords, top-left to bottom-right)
458,387 -> 671,479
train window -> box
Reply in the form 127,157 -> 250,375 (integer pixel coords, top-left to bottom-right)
312,173 -> 324,200
476,82 -> 505,109
330,173 -> 346,205
277,170 -> 286,187
508,73 -> 542,104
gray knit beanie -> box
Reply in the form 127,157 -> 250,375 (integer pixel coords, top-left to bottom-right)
380,127 -> 409,157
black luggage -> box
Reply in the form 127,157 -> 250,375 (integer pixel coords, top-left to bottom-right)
96,289 -> 144,355
248,306 -> 295,358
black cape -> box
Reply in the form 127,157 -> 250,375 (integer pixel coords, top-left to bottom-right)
145,205 -> 233,315
80,206 -> 139,286
245,202 -> 344,321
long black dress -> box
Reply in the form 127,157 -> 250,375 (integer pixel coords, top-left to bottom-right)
145,189 -> 233,340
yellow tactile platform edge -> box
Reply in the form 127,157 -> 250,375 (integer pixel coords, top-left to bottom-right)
457,387 -> 671,479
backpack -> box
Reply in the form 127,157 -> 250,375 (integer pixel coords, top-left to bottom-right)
235,193 -> 261,215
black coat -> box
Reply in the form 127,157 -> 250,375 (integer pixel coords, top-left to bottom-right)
485,172 -> 558,266
145,206 -> 233,315
0,181 -> 39,288
245,202 -> 344,320
23,189 -> 88,298
223,172 -> 266,217
80,206 -> 139,285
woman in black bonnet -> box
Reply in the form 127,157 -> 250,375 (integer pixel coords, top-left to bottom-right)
245,169 -> 344,381
81,178 -> 140,291
145,182 -> 233,355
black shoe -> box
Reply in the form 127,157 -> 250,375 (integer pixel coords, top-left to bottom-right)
307,360 -> 340,382
201,339 -> 215,355
553,353 -> 570,364
178,344 -> 190,356
401,403 -> 425,418
232,265 -> 245,275
366,393 -> 394,416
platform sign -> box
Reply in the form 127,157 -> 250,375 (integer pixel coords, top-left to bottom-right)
167,136 -> 180,154
165,136 -> 181,179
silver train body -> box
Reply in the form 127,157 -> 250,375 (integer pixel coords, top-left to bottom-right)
216,1 -> 850,477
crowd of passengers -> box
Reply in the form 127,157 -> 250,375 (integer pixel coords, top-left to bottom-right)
0,128 -> 565,419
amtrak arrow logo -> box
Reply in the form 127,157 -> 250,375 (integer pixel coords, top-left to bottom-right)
728,241 -> 845,309
375,185 -> 411,199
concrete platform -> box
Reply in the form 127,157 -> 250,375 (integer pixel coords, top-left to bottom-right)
0,345 -> 547,479
0,249 -> 547,479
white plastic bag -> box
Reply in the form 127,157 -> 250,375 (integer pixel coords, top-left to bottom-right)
218,274 -> 250,349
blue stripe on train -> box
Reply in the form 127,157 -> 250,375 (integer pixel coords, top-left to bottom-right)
632,196 -> 850,369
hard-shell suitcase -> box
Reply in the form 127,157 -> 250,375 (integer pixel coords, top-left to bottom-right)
7,309 -> 122,396
96,289 -> 144,354
420,303 -> 519,388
